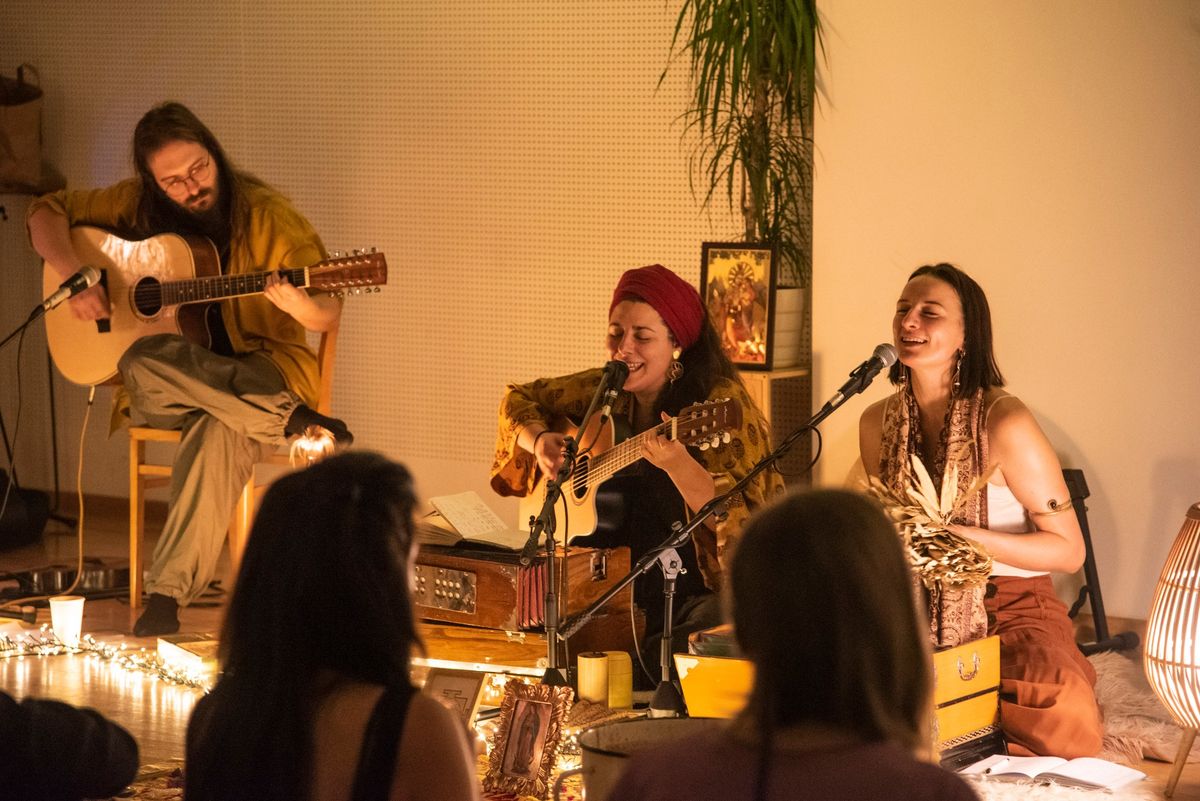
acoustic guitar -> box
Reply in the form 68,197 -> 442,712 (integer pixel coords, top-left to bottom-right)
43,226 -> 387,386
517,398 -> 742,542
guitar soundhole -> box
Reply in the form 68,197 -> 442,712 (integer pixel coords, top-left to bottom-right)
131,277 -> 164,317
572,457 -> 590,501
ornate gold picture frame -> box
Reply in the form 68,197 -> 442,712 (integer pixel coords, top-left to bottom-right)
700,242 -> 778,370
483,679 -> 574,798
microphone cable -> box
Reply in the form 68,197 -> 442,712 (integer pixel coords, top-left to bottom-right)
0,324 -> 30,540
0,385 -> 96,617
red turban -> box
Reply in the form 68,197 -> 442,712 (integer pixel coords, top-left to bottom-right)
609,264 -> 705,351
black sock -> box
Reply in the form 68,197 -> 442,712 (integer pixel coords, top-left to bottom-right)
285,404 -> 354,446
134,593 -> 180,637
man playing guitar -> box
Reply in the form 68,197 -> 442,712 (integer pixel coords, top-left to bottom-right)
27,102 -> 353,637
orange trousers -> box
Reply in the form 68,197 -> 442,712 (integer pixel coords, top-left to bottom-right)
985,574 -> 1104,758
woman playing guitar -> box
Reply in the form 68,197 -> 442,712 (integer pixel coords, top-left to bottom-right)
490,264 -> 784,682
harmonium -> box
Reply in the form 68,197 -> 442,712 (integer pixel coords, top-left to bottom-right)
932,634 -> 1006,769
414,544 -> 642,667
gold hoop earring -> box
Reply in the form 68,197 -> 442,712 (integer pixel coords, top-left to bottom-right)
668,349 -> 683,384
952,349 -> 965,396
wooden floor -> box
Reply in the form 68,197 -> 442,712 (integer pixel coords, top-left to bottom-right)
0,495 -> 1198,798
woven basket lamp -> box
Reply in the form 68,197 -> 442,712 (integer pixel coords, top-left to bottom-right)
1145,502 -> 1200,797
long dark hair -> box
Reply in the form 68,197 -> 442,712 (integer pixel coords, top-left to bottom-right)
731,489 -> 931,795
887,263 -> 1005,393
130,101 -> 267,240
654,308 -> 745,417
186,451 -> 422,801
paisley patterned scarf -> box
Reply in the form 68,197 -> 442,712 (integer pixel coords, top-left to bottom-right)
879,376 -> 991,647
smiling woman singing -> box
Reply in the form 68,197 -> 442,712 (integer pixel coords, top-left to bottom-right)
490,264 -> 784,683
859,263 -> 1102,758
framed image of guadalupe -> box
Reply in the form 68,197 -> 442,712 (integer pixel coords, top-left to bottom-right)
422,667 -> 486,728
483,679 -> 574,798
700,242 -> 778,370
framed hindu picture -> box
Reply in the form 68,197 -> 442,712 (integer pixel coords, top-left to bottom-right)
483,679 -> 574,798
700,242 -> 778,370
422,667 -> 486,728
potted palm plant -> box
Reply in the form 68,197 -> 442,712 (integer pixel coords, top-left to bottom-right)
664,0 -> 822,368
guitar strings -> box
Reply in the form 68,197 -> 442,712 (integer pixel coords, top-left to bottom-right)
130,268 -> 308,306
570,419 -> 673,491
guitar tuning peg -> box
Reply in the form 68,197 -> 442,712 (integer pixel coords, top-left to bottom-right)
698,441 -> 710,451
722,432 -> 732,444
331,250 -> 343,259
369,246 -> 377,253
710,435 -> 721,448
351,248 -> 362,256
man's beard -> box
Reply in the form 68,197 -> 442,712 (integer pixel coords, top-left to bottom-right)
170,187 -> 229,242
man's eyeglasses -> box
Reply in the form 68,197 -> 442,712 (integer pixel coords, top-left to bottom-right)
160,157 -> 213,198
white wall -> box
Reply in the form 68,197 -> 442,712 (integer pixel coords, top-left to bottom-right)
813,0 -> 1200,619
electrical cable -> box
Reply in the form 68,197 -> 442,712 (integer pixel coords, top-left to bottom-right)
0,325 -> 31,528
0,385 -> 95,614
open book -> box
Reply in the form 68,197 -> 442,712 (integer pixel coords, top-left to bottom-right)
960,754 -> 1146,791
416,491 -> 530,551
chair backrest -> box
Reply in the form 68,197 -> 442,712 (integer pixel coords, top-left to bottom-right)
314,320 -> 339,415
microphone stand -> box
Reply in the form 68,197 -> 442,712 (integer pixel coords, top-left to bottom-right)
0,307 -> 41,354
522,375 -> 614,687
559,381 -> 870,714
1,308 -> 78,528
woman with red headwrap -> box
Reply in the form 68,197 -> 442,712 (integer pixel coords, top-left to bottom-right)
491,265 -> 784,678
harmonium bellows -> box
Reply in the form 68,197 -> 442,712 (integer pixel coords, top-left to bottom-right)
414,544 -> 632,631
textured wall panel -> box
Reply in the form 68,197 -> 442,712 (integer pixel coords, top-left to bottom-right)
1,1 -> 809,510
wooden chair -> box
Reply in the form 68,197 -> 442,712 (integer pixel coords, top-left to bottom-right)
127,323 -> 339,608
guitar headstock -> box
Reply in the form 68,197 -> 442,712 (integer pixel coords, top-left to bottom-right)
675,398 -> 743,450
310,250 -> 388,295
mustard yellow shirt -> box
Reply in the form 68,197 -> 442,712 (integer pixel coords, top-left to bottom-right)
28,178 -> 327,425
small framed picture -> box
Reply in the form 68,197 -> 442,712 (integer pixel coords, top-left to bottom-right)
700,242 -> 778,370
483,679 -> 574,798
422,667 -> 486,727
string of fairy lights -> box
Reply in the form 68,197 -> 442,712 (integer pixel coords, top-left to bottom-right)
0,627 -> 214,691
0,626 -> 604,799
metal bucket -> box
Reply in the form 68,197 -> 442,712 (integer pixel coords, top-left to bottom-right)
554,717 -> 722,801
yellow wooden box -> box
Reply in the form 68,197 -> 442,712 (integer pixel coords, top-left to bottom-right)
932,635 -> 1002,756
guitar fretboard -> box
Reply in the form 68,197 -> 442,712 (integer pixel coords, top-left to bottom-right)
154,267 -> 308,307
571,418 -> 676,491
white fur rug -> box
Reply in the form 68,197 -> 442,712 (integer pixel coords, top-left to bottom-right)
964,650 -> 1195,800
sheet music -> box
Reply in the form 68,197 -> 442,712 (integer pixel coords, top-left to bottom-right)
428,491 -> 509,539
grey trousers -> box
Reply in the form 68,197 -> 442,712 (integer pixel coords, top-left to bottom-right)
119,334 -> 301,605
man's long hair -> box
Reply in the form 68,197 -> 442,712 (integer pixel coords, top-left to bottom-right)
130,101 -> 267,240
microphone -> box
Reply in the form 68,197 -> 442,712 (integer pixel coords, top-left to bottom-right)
518,361 -> 629,566
42,265 -> 101,311
822,343 -> 898,411
598,360 -> 629,420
